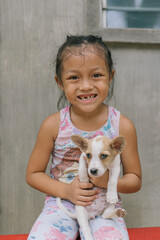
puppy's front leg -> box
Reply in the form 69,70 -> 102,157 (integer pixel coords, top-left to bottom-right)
107,155 -> 120,204
78,152 -> 89,183
76,205 -> 93,240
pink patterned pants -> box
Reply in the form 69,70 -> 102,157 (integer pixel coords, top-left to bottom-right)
27,197 -> 129,240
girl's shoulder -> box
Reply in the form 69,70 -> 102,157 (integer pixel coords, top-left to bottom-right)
39,111 -> 61,141
119,113 -> 137,137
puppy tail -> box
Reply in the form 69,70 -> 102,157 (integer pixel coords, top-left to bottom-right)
56,197 -> 77,219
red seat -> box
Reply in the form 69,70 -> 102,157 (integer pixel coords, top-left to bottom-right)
0,235 -> 27,240
0,227 -> 160,240
128,227 -> 160,240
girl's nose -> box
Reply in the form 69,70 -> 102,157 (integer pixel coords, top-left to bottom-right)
79,78 -> 93,91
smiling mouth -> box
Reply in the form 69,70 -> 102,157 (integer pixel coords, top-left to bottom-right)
77,94 -> 97,100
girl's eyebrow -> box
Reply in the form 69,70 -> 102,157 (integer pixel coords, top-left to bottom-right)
64,69 -> 79,74
65,67 -> 107,73
90,67 -> 107,71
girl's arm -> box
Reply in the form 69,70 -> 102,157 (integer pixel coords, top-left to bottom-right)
118,114 -> 142,193
26,112 -> 66,198
90,114 -> 142,193
26,112 -> 99,205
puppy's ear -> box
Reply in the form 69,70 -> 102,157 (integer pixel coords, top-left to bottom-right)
110,136 -> 126,153
71,135 -> 89,151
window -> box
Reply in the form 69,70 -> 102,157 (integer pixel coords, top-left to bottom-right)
102,0 -> 160,29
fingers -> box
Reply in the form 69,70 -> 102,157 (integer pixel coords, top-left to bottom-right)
89,170 -> 109,188
76,199 -> 94,206
75,193 -> 98,206
70,176 -> 101,206
74,188 -> 100,206
74,175 -> 94,189
79,182 -> 94,189
81,188 -> 100,196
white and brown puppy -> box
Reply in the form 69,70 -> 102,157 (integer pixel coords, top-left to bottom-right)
57,135 -> 127,240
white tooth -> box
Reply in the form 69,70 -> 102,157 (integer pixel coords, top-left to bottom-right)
80,95 -> 95,100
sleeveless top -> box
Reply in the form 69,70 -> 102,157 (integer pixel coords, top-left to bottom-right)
49,105 -> 120,184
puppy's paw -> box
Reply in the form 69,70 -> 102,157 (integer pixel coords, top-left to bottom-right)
116,208 -> 127,218
106,191 -> 118,204
102,208 -> 127,219
81,152 -> 86,159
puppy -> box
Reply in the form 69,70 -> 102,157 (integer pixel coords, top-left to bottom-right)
57,135 -> 127,240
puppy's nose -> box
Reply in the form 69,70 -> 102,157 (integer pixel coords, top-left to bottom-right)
90,168 -> 98,176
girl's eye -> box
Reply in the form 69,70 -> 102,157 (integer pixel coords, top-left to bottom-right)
69,76 -> 78,80
93,73 -> 102,78
86,153 -> 92,159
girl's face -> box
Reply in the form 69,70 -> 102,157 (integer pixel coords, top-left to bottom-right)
56,45 -> 114,115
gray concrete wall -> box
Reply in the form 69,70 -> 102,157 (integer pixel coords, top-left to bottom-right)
0,0 -> 87,234
0,0 -> 160,235
108,43 -> 160,228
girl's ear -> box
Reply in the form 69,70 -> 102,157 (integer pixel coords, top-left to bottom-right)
109,69 -> 115,83
55,75 -> 64,90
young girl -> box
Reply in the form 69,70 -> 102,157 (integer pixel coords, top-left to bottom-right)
26,35 -> 142,240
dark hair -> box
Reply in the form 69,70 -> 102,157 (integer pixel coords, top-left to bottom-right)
55,35 -> 115,110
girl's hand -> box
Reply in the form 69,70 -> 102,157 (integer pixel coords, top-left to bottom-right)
67,176 -> 100,206
89,170 -> 109,189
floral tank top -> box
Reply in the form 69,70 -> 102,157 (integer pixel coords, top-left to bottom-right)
50,105 -> 120,184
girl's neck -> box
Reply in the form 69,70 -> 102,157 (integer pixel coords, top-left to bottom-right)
70,104 -> 109,131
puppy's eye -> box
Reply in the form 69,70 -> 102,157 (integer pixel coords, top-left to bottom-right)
100,154 -> 108,159
86,153 -> 92,159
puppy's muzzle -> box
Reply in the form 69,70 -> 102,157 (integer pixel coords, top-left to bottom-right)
90,168 -> 98,176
